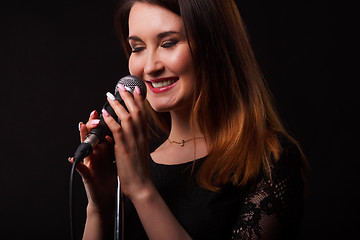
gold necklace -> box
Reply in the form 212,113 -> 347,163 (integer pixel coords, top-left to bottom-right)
167,137 -> 205,147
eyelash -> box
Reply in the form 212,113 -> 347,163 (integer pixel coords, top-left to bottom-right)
161,40 -> 179,48
130,40 -> 179,53
131,46 -> 145,53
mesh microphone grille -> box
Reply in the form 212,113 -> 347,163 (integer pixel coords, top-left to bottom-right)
115,75 -> 147,98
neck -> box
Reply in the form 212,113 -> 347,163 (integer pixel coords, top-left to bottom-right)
151,110 -> 209,164
168,110 -> 203,141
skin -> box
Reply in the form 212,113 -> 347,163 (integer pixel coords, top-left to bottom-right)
128,2 -> 208,165
71,2 -> 211,239
128,1 -> 196,114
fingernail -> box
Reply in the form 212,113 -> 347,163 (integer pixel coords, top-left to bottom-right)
106,92 -> 116,101
117,83 -> 126,92
102,109 -> 110,117
135,86 -> 141,95
78,122 -> 83,131
90,119 -> 100,126
90,110 -> 96,118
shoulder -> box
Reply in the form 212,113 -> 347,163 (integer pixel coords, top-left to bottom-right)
271,134 -> 306,182
250,134 -> 305,207
231,135 -> 306,239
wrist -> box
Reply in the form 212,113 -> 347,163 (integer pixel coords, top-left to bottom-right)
128,181 -> 156,205
83,204 -> 114,240
86,203 -> 114,224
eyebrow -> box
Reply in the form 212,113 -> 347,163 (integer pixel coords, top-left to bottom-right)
157,31 -> 180,39
128,31 -> 181,42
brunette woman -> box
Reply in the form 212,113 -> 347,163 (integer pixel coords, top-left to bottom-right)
71,0 -> 308,239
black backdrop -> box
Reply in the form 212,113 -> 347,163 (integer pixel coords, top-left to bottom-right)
1,0 -> 357,239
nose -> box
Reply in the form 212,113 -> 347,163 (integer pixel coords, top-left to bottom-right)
144,50 -> 165,76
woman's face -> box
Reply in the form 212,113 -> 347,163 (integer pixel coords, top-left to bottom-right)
128,2 -> 196,113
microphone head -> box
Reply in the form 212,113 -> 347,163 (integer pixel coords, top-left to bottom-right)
115,75 -> 147,99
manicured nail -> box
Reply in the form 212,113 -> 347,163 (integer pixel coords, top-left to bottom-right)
102,109 -> 110,117
90,119 -> 100,126
106,92 -> 116,101
117,83 -> 126,92
90,110 -> 96,118
78,122 -> 83,131
135,86 -> 141,95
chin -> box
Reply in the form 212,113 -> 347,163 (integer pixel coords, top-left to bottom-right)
148,103 -> 172,113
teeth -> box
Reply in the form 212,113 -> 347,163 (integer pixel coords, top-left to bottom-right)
152,79 -> 176,88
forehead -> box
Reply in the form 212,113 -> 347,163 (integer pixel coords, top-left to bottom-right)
128,2 -> 184,36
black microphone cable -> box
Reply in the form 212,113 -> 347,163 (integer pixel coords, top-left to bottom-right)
69,105 -> 111,240
69,158 -> 81,240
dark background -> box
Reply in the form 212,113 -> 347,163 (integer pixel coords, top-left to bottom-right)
1,0 -> 356,239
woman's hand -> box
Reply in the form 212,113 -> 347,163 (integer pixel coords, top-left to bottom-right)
102,85 -> 151,200
73,85 -> 191,240
69,110 -> 117,219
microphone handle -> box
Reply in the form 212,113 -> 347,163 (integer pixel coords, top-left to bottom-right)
73,96 -> 125,162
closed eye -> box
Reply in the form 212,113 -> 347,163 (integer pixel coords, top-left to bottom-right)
161,40 -> 179,48
128,36 -> 146,53
131,46 -> 145,53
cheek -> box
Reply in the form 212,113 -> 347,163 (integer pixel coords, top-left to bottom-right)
166,48 -> 193,75
128,55 -> 142,76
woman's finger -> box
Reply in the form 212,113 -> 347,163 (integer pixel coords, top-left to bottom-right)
108,85 -> 146,136
79,110 -> 100,142
106,91 -> 138,147
90,135 -> 114,161
85,110 -> 100,131
79,122 -> 89,142
101,108 -> 129,154
68,157 -> 91,181
133,86 -> 148,135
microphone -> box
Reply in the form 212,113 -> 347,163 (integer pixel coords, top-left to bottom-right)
73,75 -> 146,163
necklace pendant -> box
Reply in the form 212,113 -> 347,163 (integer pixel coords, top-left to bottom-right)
180,140 -> 185,147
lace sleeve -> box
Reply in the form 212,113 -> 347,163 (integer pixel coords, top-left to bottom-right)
231,144 -> 304,240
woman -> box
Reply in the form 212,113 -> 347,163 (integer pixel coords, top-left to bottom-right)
71,0 -> 308,239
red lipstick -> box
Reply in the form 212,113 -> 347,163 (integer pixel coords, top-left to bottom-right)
146,77 -> 179,93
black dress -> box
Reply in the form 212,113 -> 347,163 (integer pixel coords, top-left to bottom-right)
123,138 -> 305,240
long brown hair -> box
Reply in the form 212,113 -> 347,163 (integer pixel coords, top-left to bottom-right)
115,0 -> 306,191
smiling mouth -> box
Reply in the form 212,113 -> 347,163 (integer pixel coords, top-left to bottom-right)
151,79 -> 177,88
147,77 -> 179,88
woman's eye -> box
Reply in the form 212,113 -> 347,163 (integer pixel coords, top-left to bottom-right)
131,46 -> 145,53
161,40 -> 179,48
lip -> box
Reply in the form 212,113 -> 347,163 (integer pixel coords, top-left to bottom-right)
146,77 -> 179,93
